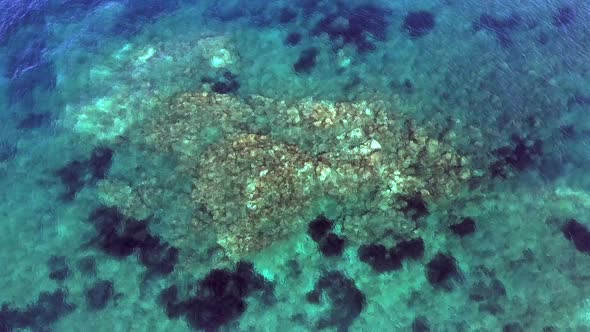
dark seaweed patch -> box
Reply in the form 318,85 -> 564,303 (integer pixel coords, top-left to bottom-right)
475,13 -> 521,31
400,194 -> 429,221
552,6 -> 575,27
358,244 -> 402,272
489,135 -> 543,178
312,5 -> 390,53
139,236 -> 179,275
0,141 -> 17,163
0,289 -> 76,331
285,32 -> 302,46
559,124 -> 576,138
77,256 -> 97,276
567,93 -> 590,108
307,215 -> 333,241
359,238 -> 424,272
17,112 -> 51,130
503,322 -> 525,332
88,206 -> 179,275
319,233 -> 345,257
396,238 -> 425,260
88,147 -> 114,180
562,219 -> 590,254
286,259 -> 302,278
403,10 -> 436,39
473,13 -> 522,46
56,146 -> 114,201
211,71 -> 240,94
56,160 -> 87,201
537,31 -> 549,45
391,79 -> 415,94
159,262 -> 273,330
307,215 -> 345,257
279,7 -> 297,24
306,289 -> 320,304
293,47 -> 318,74
412,316 -> 431,332
308,271 -> 365,331
468,266 -> 507,315
469,279 -> 506,302
425,252 -> 461,290
89,207 -> 143,257
203,70 -> 240,94
159,285 -> 183,318
449,217 -> 477,237
85,280 -> 114,311
47,255 -> 70,281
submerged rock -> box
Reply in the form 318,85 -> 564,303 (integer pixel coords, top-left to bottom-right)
143,92 -> 473,258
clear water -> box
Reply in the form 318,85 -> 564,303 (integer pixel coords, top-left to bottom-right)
1,0 -> 590,331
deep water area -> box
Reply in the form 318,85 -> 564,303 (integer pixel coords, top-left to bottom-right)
1,0 -> 590,331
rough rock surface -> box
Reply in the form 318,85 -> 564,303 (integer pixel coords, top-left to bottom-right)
141,92 -> 472,258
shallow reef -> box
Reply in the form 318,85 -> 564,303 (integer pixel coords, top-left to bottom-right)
140,91 -> 473,258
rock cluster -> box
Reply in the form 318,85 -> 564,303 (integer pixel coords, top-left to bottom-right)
143,92 -> 471,258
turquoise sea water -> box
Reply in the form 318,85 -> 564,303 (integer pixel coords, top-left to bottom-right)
1,0 -> 590,331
